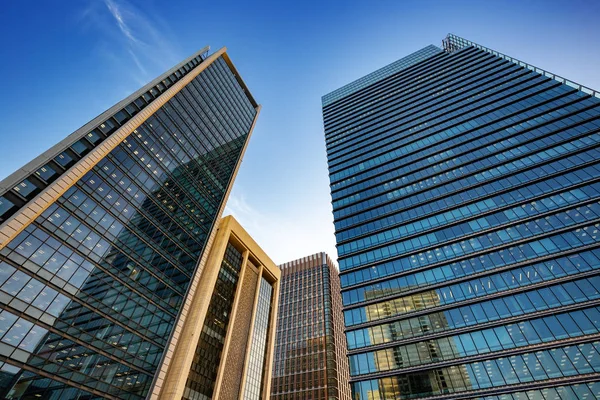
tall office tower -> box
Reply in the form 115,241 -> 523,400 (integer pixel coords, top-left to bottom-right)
322,34 -> 600,399
0,46 -> 259,399
161,215 -> 280,400
271,252 -> 351,400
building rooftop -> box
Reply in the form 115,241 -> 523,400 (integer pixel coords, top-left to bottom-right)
321,44 -> 442,107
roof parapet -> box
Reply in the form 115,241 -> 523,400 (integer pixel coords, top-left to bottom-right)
443,33 -> 600,99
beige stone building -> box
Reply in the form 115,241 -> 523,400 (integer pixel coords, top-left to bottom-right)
159,215 -> 280,400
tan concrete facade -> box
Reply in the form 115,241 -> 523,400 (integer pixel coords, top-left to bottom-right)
158,215 -> 280,400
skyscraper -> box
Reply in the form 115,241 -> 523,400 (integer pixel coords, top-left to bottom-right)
161,215 -> 280,400
271,252 -> 351,400
0,46 -> 259,399
322,34 -> 600,399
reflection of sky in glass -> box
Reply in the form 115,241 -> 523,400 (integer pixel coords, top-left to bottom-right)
322,45 -> 442,107
0,311 -> 47,352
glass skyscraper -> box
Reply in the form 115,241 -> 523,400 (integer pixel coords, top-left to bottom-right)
322,34 -> 600,399
0,46 -> 259,399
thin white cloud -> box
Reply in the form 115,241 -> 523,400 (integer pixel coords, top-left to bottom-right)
104,0 -> 139,44
79,0 -> 183,88
128,49 -> 147,77
224,190 -> 266,243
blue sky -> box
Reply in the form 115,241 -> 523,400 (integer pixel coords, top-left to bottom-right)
0,0 -> 599,264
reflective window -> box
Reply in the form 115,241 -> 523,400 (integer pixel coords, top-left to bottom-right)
243,277 -> 274,400
351,341 -> 600,398
13,179 -> 38,199
349,305 -> 600,375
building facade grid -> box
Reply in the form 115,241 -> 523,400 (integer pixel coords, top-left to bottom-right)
0,48 -> 258,400
270,252 -> 351,400
323,35 -> 600,399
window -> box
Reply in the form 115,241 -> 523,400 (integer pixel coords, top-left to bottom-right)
35,164 -> 58,182
0,196 -> 16,221
71,140 -> 90,156
54,151 -> 74,168
13,179 -> 38,198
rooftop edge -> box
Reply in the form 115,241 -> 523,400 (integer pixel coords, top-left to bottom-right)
321,44 -> 443,108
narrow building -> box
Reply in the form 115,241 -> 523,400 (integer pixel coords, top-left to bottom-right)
271,252 -> 351,400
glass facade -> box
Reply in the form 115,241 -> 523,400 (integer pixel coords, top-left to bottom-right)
0,50 -> 257,399
184,243 -> 243,400
243,276 -> 274,400
322,34 -> 600,399
271,253 -> 351,400
322,45 -> 443,107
